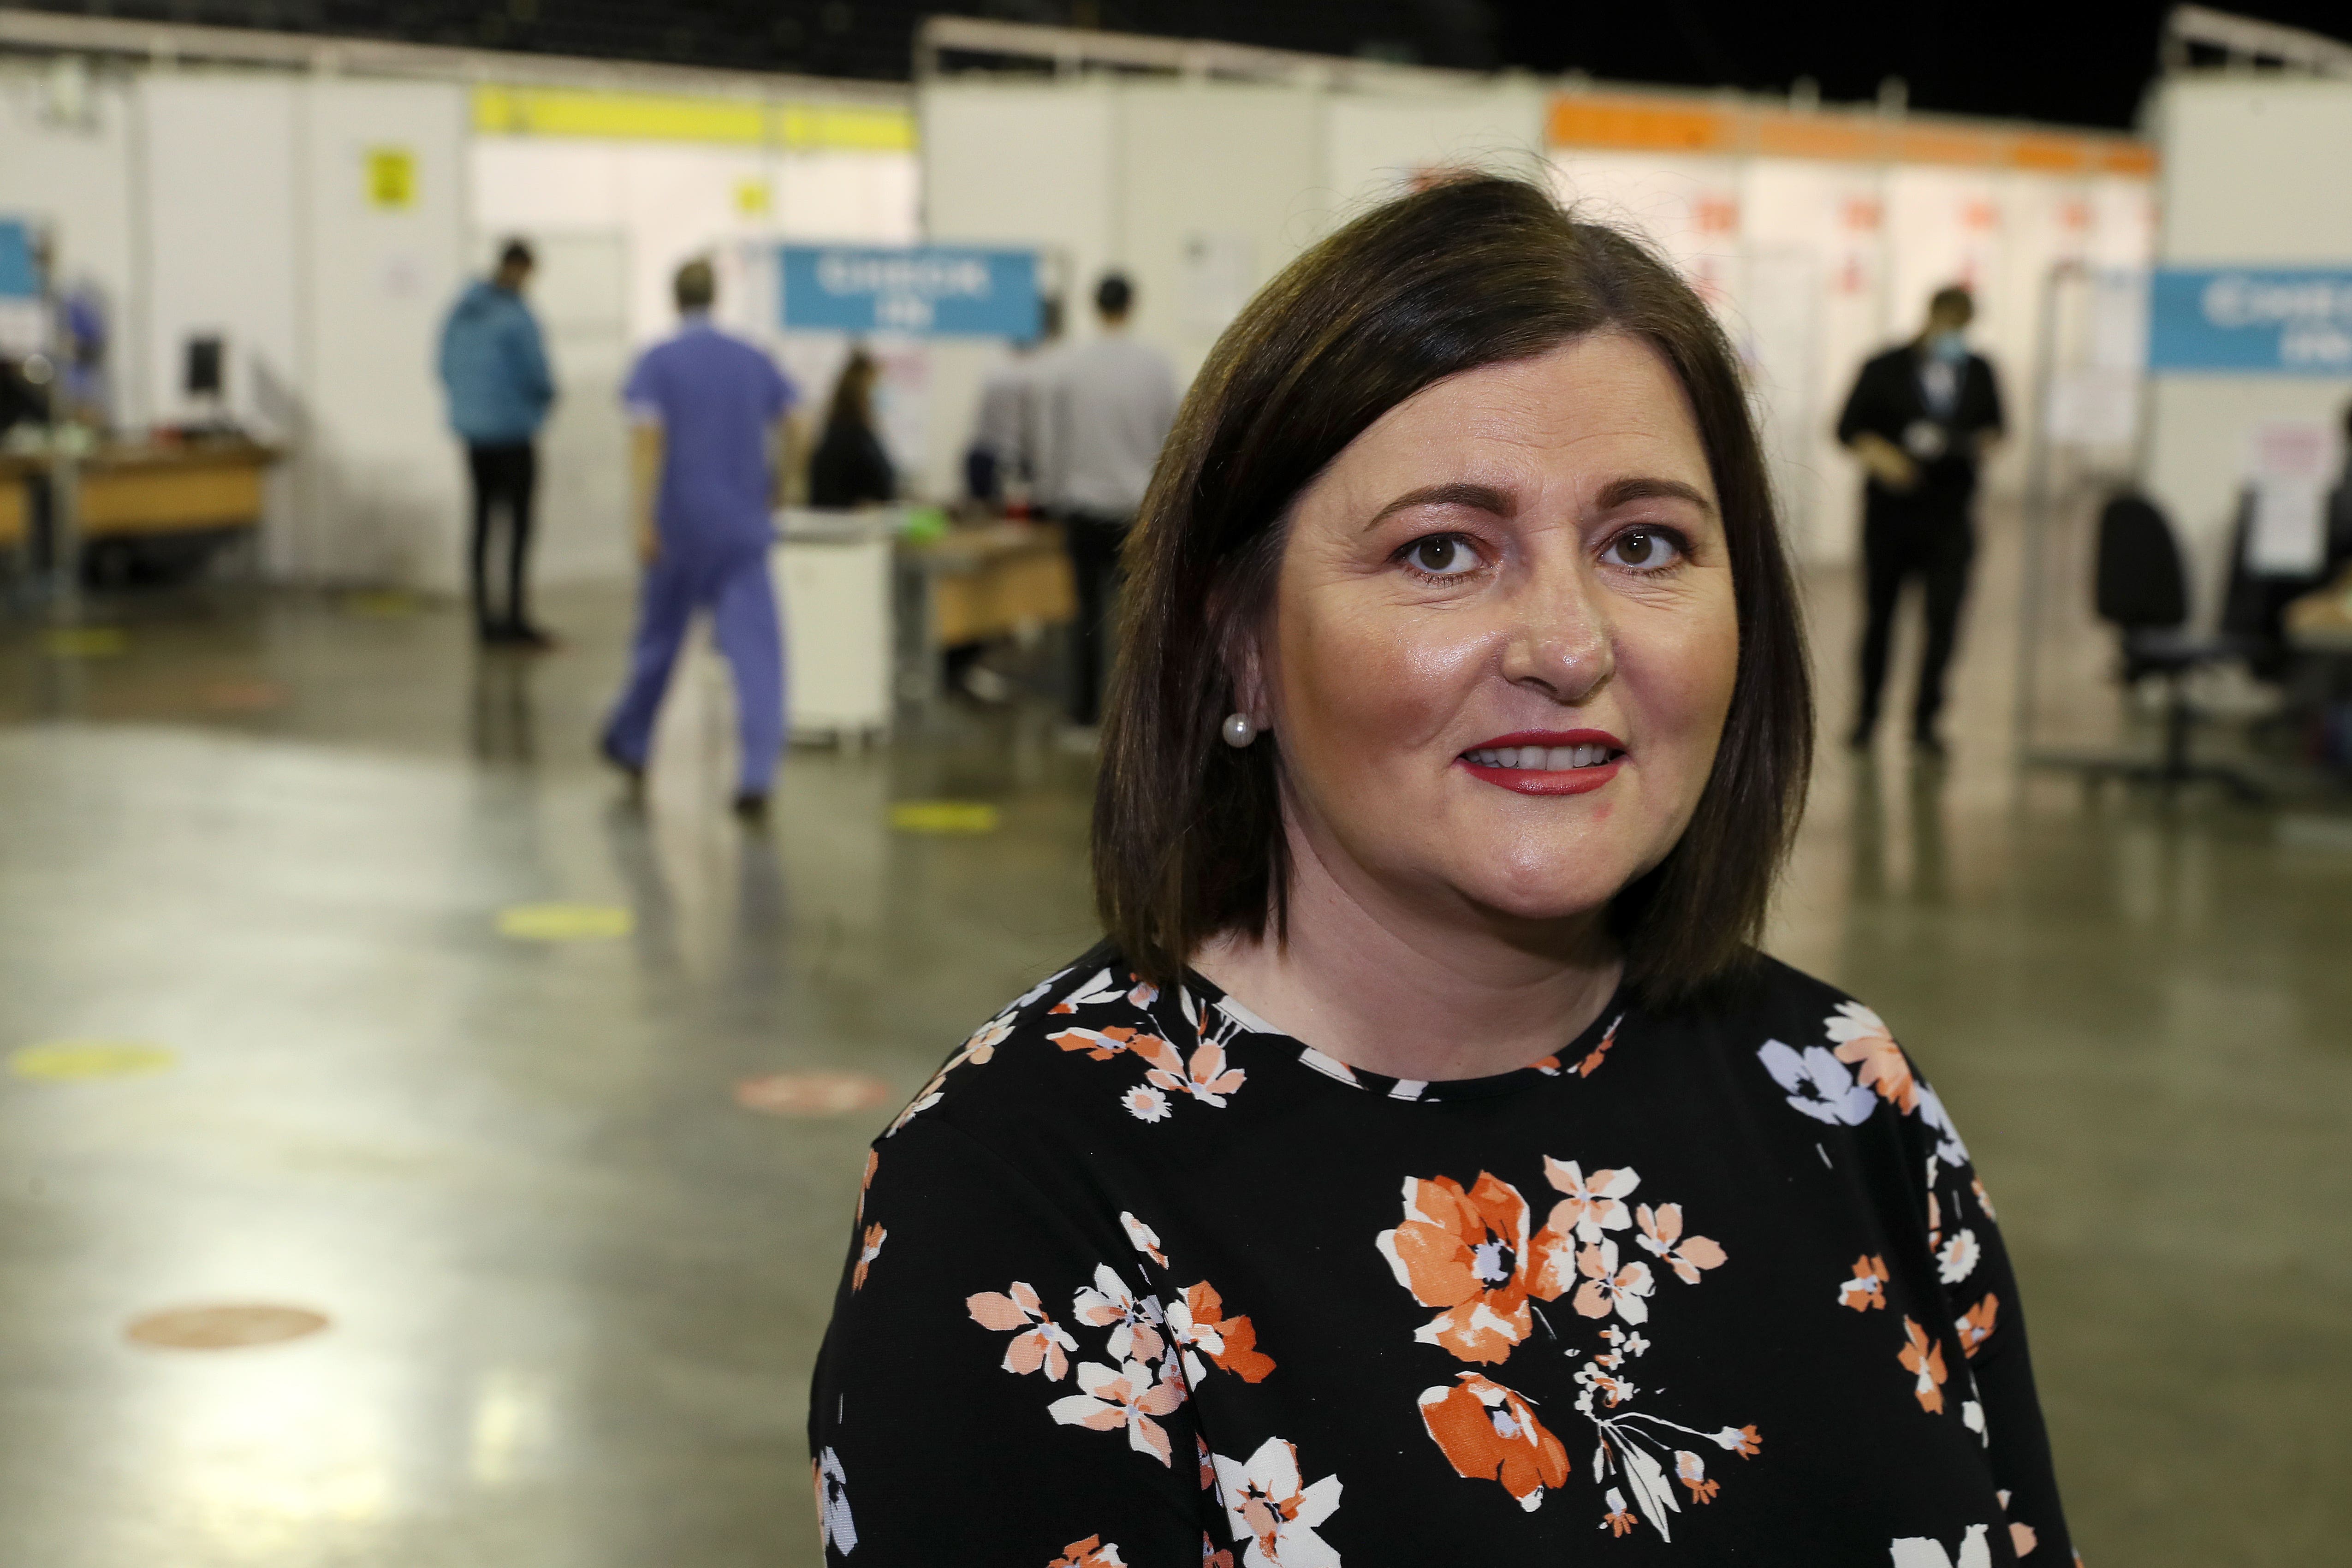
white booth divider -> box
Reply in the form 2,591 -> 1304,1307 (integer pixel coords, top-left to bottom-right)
2143,74 -> 2352,618
920,72 -> 2156,565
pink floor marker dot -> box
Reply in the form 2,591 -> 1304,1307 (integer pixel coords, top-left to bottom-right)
734,1071 -> 895,1117
125,1304 -> 331,1350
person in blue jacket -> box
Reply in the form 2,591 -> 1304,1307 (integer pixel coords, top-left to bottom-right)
600,258 -> 802,821
437,240 -> 556,647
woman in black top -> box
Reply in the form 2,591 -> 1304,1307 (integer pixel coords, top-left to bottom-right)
808,348 -> 894,509
811,178 -> 2073,1567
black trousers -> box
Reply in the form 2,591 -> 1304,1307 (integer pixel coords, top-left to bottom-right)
466,442 -> 537,637
1061,512 -> 1129,727
1856,499 -> 1975,737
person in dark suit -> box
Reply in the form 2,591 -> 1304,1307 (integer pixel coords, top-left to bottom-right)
1836,285 -> 2004,754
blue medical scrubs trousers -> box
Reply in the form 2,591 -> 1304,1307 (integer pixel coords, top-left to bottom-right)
601,538 -> 784,796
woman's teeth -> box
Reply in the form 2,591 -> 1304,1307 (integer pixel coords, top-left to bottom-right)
1463,744 -> 1616,770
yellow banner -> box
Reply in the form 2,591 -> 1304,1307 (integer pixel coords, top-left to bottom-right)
472,85 -> 914,152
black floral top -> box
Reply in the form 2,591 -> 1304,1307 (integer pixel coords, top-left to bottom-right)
810,947 -> 2075,1568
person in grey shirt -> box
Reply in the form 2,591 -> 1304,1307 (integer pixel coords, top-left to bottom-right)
1041,273 -> 1178,730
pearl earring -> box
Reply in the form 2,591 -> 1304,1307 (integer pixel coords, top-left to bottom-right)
1220,713 -> 1259,748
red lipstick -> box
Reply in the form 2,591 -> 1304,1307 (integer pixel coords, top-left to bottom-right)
1455,729 -> 1626,796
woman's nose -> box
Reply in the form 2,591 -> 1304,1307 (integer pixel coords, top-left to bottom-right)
1497,560 -> 1614,703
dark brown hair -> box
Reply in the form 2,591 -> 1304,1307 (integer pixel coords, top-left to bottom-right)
825,347 -> 879,434
1092,175 -> 1812,1004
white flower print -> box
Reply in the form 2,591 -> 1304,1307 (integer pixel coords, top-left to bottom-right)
1539,1158 -> 1640,1243
1571,1238 -> 1656,1325
1049,1358 -> 1188,1466
1936,1229 -> 1982,1285
1122,1085 -> 1171,1123
1756,1039 -> 1877,1126
965,1282 -> 1081,1380
814,1446 -> 857,1555
1890,1523 -> 1994,1568
1917,1082 -> 1972,1166
1120,1211 -> 1168,1267
1211,1437 -> 1343,1568
1051,968 -> 1131,1013
1072,1265 -> 1166,1362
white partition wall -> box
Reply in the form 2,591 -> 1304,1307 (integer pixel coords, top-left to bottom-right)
299,79 -> 469,588
0,63 -> 139,424
2144,75 -> 2352,617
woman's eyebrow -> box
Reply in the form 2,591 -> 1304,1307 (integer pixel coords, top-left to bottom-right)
1361,481 -> 1512,531
1596,475 -> 1716,514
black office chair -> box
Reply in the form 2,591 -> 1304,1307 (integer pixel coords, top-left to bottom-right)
2036,492 -> 2265,800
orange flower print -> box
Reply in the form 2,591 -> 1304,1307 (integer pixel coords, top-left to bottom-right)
1416,1371 -> 1572,1511
1956,1294 -> 2000,1357
1130,1032 -> 1248,1107
967,1282 -> 1080,1380
1576,1015 -> 1622,1076
1570,1239 -> 1656,1325
2011,1523 -> 2038,1557
1715,1424 -> 1762,1457
1049,1535 -> 1126,1567
1168,1281 -> 1277,1384
1375,1172 -> 1535,1365
1209,1437 -> 1344,1568
886,1017 -> 1008,1134
1120,1211 -> 1168,1267
1937,1228 -> 1982,1285
855,1148 -> 878,1227
1632,1203 -> 1727,1285
1839,1254 -> 1890,1311
1674,1449 -> 1719,1503
1899,1317 -> 1949,1414
1051,1023 -> 1141,1061
1972,1176 -> 1998,1221
1200,1538 -> 1235,1568
1121,1085 -> 1172,1122
1049,1357 -> 1188,1466
1602,1488 -> 1637,1536
851,1223 -> 885,1291
1073,1265 -> 1167,1363
1826,999 -> 1919,1113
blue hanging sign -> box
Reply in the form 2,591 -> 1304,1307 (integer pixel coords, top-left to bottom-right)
0,220 -> 38,299
779,245 -> 1039,338
2148,267 -> 2352,375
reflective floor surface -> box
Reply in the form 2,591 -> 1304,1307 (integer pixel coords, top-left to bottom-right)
0,523 -> 2345,1566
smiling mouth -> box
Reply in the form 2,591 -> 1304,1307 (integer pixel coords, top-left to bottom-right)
1460,742 -> 1621,771
1455,731 -> 1626,796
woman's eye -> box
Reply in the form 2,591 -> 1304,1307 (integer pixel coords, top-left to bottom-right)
1602,528 -> 1685,571
1405,535 -> 1479,576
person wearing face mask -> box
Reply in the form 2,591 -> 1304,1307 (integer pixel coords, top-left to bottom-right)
1836,286 -> 2005,755
809,183 -> 2070,1566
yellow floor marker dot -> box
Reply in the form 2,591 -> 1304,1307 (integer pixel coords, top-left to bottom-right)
11,1040 -> 178,1081
42,626 -> 128,658
342,590 -> 418,619
497,902 -> 633,940
889,801 -> 999,835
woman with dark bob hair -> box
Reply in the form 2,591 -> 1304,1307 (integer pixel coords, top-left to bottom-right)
812,176 -> 2070,1565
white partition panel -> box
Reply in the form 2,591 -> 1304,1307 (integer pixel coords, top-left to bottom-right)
1322,89 -> 1548,214
299,78 -> 469,587
2145,76 -> 2352,617
0,65 -> 139,426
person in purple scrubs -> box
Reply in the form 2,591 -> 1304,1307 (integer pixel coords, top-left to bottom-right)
600,258 -> 801,820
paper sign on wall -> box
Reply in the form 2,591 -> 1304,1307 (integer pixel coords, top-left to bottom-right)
365,148 -> 417,210
2149,268 -> 2352,375
2246,418 -> 2332,576
779,245 -> 1038,338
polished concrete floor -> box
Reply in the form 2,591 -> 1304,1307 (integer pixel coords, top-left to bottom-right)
0,521 -> 2345,1566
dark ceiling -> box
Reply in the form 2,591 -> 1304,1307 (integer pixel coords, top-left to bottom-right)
13,1 -> 2352,130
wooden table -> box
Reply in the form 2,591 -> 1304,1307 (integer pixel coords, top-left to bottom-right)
0,438 -> 280,560
892,519 -> 1076,707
